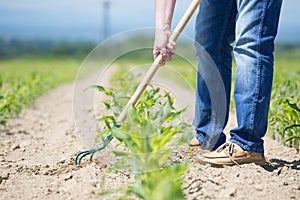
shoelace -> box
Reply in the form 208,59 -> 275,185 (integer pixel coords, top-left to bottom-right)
217,142 -> 240,166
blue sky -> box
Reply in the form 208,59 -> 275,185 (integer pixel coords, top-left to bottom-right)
0,0 -> 299,43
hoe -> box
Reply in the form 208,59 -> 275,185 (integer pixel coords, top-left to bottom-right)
75,0 -> 201,165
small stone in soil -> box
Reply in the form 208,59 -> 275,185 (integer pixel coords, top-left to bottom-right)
224,187 -> 237,197
43,171 -> 49,175
57,157 -> 67,164
64,174 -> 73,181
12,144 -> 20,151
255,185 -> 264,191
19,140 -> 31,148
1,172 -> 10,180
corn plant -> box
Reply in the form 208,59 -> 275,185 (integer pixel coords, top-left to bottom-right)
269,80 -> 300,151
0,72 -> 56,125
95,72 -> 193,199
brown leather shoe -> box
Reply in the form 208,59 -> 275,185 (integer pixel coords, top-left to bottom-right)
194,142 -> 266,166
190,136 -> 201,147
189,136 -> 213,152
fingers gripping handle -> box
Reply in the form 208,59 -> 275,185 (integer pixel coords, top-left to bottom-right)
117,0 -> 201,122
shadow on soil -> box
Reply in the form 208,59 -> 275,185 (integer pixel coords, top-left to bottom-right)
262,158 -> 300,172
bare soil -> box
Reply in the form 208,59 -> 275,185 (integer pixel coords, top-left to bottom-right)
0,72 -> 299,200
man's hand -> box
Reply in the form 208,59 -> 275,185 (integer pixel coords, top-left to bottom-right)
153,27 -> 176,66
154,0 -> 176,66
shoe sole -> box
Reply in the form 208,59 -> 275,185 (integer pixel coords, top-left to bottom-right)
194,156 -> 266,167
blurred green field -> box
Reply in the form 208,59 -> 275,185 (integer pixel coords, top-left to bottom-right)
0,57 -> 83,124
0,57 -> 82,84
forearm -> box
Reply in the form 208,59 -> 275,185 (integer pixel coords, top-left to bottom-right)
155,0 -> 176,31
154,0 -> 176,64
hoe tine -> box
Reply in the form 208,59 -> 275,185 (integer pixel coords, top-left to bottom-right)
75,132 -> 113,165
75,149 -> 97,165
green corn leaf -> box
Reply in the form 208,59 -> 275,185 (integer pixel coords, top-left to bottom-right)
126,104 -> 139,124
283,124 -> 300,135
84,85 -> 105,92
102,115 -> 112,129
104,89 -> 113,96
94,85 -> 106,92
113,150 -> 129,156
284,136 -> 300,143
102,100 -> 111,110
286,99 -> 300,112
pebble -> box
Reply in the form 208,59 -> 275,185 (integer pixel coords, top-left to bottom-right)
43,164 -> 50,168
64,174 -> 73,181
57,157 -> 67,164
255,185 -> 264,191
0,172 -> 10,180
12,144 -> 20,151
43,171 -> 49,176
224,187 -> 237,197
89,179 -> 99,187
19,140 -> 31,148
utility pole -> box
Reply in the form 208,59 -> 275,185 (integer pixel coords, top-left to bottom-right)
103,0 -> 110,40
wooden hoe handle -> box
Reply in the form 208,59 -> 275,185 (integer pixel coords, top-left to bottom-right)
117,0 -> 202,122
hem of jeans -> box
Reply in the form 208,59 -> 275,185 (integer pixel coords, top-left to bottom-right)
196,131 -> 225,150
195,132 -> 205,145
230,138 -> 264,154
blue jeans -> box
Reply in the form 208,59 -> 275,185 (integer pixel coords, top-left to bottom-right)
193,0 -> 282,153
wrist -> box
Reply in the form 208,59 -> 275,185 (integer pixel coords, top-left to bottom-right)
161,24 -> 170,31
155,24 -> 171,36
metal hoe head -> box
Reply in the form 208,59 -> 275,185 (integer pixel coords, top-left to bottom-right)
75,132 -> 113,165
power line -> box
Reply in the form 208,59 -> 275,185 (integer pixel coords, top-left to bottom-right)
103,0 -> 110,40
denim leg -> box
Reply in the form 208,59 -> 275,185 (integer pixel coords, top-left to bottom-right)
230,0 -> 283,153
193,0 -> 236,150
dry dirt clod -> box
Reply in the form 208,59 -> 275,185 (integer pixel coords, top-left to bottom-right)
255,185 -> 264,191
12,144 -> 20,151
57,157 -> 67,164
19,140 -> 31,148
0,172 -> 10,181
224,187 -> 237,197
63,173 -> 73,181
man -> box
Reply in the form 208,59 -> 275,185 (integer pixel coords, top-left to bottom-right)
153,0 -> 282,166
